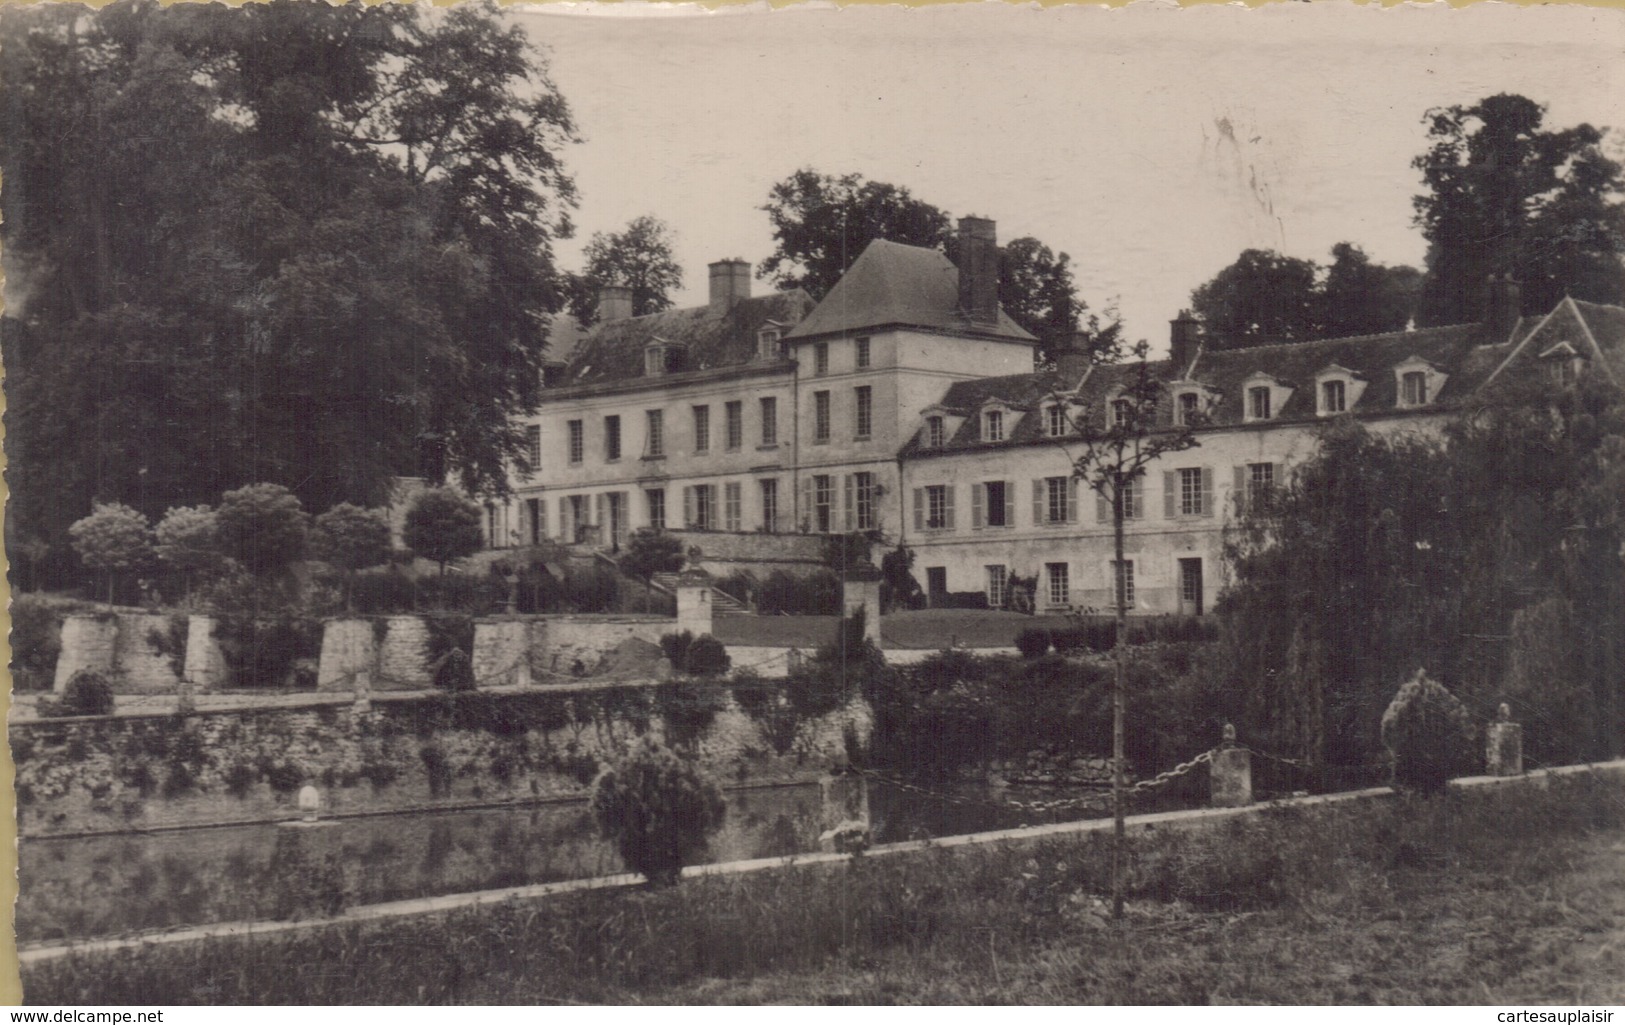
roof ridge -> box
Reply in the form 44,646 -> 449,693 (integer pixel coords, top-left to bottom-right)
1200,322 -> 1478,358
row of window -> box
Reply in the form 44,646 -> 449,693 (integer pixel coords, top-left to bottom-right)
932,556 -> 1206,613
805,336 -> 871,376
552,398 -> 782,468
912,466 -> 1253,531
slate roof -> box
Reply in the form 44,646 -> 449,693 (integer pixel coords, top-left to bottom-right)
784,239 -> 1035,344
554,291 -> 815,387
901,298 -> 1625,458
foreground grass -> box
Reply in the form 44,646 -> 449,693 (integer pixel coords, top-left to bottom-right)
25,773 -> 1625,1004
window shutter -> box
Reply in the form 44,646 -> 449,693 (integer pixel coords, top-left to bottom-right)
913,488 -> 924,531
943,486 -> 956,529
1201,467 -> 1215,517
1164,471 -> 1177,519
971,483 -> 985,528
1067,478 -> 1079,523
799,477 -> 812,526
1004,482 -> 1016,527
1032,480 -> 1044,525
843,475 -> 854,531
1233,466 -> 1247,515
1096,488 -> 1110,524
538,499 -> 548,539
683,487 -> 695,528
596,493 -> 606,529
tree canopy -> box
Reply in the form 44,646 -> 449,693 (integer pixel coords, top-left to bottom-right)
569,215 -> 684,325
1412,93 -> 1625,327
1189,244 -> 1421,349
0,0 -> 579,558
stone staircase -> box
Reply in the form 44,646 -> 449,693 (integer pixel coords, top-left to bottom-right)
649,572 -> 750,616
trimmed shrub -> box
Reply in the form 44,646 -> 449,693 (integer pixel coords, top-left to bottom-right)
757,569 -> 841,616
683,635 -> 730,677
1014,627 -> 1052,659
1380,670 -> 1477,794
59,670 -> 115,717
68,502 -> 154,602
216,484 -> 309,578
403,488 -> 483,576
936,590 -> 990,611
589,736 -> 726,886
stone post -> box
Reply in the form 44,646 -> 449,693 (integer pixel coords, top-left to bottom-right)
53,615 -> 118,691
297,785 -> 322,823
675,569 -> 714,637
841,563 -> 885,648
818,756 -> 872,854
183,615 -> 227,692
318,618 -> 379,692
1485,703 -> 1523,777
1210,723 -> 1252,808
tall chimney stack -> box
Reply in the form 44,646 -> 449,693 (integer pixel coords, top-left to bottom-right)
1055,332 -> 1093,384
1482,273 -> 1522,344
597,284 -> 634,323
1169,310 -> 1201,372
956,217 -> 999,327
709,259 -> 752,312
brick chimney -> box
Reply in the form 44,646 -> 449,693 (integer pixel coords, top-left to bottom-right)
1482,273 -> 1522,344
1169,310 -> 1201,372
956,217 -> 999,327
597,284 -> 633,323
709,259 -> 752,312
1055,331 -> 1093,384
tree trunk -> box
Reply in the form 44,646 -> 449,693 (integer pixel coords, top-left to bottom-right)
1111,483 -> 1127,922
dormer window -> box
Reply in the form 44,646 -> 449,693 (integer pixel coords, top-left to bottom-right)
1111,398 -> 1133,428
984,410 -> 1004,442
1248,386 -> 1272,421
1321,380 -> 1345,414
1176,392 -> 1200,426
757,326 -> 782,361
926,415 -> 945,448
1242,373 -> 1292,424
1401,372 -> 1427,406
1393,357 -> 1446,410
1313,365 -> 1366,418
1539,341 -> 1586,389
644,340 -> 685,377
1046,404 -> 1068,437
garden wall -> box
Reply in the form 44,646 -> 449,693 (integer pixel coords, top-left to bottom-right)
10,682 -> 872,837
53,613 -> 190,694
665,530 -> 827,575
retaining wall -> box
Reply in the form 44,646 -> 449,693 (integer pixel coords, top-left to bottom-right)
10,682 -> 872,837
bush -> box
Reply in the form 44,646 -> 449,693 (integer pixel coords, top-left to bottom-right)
683,635 -> 730,677
1014,627 -> 1052,659
348,570 -> 419,614
935,590 -> 989,611
153,505 -> 224,593
434,649 -> 477,692
589,736 -> 726,886
57,670 -> 115,717
659,631 -> 693,669
416,573 -> 502,615
757,569 -> 841,616
1380,669 -> 1477,794
563,564 -> 619,613
620,528 -> 686,586
8,594 -> 76,691
403,488 -> 484,576
216,484 -> 309,578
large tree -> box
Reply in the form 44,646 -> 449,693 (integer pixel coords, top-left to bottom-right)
1412,93 -> 1625,327
1190,244 -> 1421,348
0,0 -> 579,557
569,215 -> 684,325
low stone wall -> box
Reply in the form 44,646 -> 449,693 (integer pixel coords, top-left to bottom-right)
11,682 -> 872,837
530,616 -> 673,680
54,613 -> 193,695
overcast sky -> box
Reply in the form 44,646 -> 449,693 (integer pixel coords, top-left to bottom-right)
518,1 -> 1625,354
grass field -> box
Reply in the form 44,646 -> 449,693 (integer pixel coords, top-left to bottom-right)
23,771 -> 1625,1005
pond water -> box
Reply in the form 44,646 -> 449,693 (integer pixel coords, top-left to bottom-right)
18,780 -> 1120,945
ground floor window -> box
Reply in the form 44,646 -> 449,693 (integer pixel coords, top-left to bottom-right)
853,472 -> 876,530
986,565 -> 1009,609
814,475 -> 834,533
685,485 -> 716,530
646,489 -> 665,531
724,481 -> 742,532
760,479 -> 778,532
1046,562 -> 1069,607
1113,559 -> 1135,609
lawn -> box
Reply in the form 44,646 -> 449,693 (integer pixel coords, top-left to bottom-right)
24,771 -> 1625,1005
714,609 -> 1073,650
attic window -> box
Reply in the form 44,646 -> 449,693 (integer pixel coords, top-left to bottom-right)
1540,342 -> 1586,389
1111,398 -> 1133,428
758,326 -> 782,361
1170,393 -> 1196,427
1247,387 -> 1272,421
983,410 -> 1004,442
926,416 -> 945,448
1321,380 -> 1346,414
1401,372 -> 1428,407
644,345 -> 664,377
1046,404 -> 1068,437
